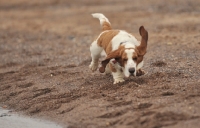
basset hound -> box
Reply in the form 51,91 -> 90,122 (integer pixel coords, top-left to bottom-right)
89,13 -> 148,84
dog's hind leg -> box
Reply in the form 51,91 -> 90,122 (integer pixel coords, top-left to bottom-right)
89,40 -> 103,72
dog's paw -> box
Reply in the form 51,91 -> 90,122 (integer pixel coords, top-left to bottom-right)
113,78 -> 125,84
89,63 -> 98,72
136,69 -> 146,76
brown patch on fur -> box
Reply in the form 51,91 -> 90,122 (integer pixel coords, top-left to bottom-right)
97,30 -> 120,54
133,48 -> 143,66
99,66 -> 105,73
130,26 -> 148,67
102,21 -> 112,31
116,48 -> 128,67
136,55 -> 144,65
99,45 -> 127,73
109,63 -> 117,72
137,26 -> 148,56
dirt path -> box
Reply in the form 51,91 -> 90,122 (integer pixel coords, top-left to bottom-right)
0,0 -> 200,127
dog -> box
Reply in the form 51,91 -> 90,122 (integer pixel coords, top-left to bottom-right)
89,13 -> 148,84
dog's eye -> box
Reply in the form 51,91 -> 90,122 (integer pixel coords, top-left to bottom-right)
123,58 -> 128,62
133,57 -> 137,61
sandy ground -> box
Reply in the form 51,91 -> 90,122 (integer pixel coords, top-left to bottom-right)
0,0 -> 200,128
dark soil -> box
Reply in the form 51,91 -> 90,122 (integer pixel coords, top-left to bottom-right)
0,0 -> 200,127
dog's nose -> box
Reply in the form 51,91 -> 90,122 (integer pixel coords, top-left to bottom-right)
129,68 -> 135,74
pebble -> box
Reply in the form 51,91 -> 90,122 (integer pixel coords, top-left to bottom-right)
167,42 -> 172,45
106,122 -> 110,126
2,105 -> 7,109
68,36 -> 75,40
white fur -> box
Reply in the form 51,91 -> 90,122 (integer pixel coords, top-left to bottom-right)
112,71 -> 125,84
92,13 -> 111,26
89,40 -> 103,71
125,49 -> 137,77
111,31 -> 139,50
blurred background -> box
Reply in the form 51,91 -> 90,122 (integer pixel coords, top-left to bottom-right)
0,0 -> 200,127
0,0 -> 199,67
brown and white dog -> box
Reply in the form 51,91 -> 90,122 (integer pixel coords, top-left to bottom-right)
89,13 -> 148,84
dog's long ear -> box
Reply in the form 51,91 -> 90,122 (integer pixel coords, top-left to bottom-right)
99,50 -> 120,73
137,26 -> 148,56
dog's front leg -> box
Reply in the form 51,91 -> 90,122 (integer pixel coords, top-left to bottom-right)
109,63 -> 124,84
136,61 -> 146,76
136,69 -> 146,76
112,71 -> 124,84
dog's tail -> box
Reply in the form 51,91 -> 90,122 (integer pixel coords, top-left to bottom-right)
92,13 -> 112,31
